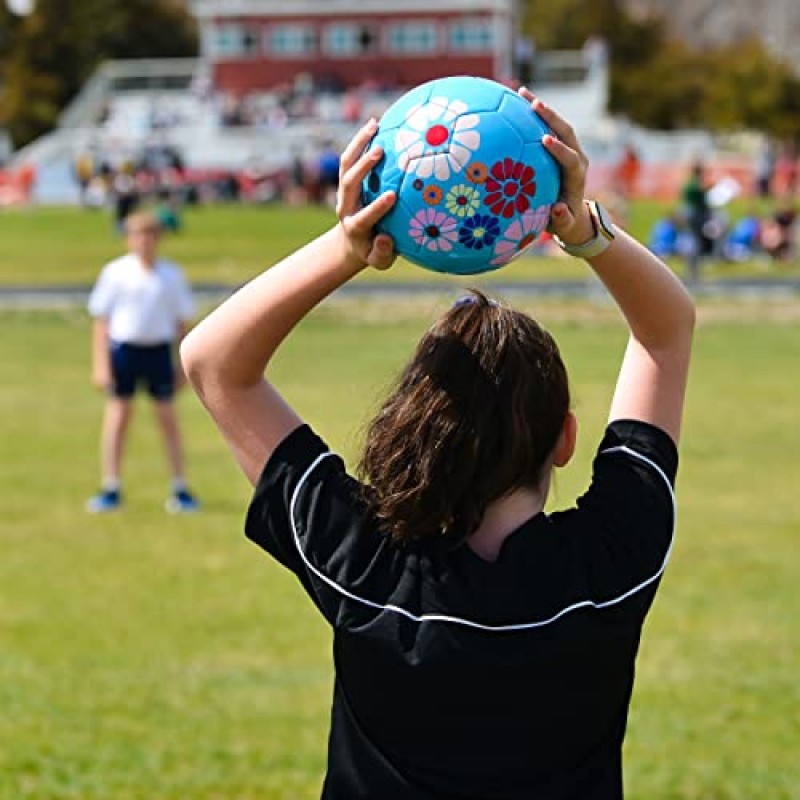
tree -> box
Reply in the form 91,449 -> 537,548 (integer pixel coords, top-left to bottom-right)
518,0 -> 800,140
0,0 -> 197,148
707,40 -> 800,140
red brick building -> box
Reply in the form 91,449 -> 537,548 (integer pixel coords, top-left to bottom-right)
190,0 -> 518,93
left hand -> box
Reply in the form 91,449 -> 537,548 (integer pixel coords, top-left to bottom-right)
518,87 -> 594,246
336,118 -> 397,270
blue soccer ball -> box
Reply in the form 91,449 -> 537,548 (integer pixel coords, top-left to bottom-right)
361,76 -> 560,275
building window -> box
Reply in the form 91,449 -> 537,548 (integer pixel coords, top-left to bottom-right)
324,23 -> 377,56
386,22 -> 439,55
267,24 -> 317,57
211,24 -> 260,57
449,20 -> 494,53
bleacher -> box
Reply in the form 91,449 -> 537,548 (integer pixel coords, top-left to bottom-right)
10,45 -> 703,204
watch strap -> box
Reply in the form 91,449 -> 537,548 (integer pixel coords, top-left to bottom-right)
554,200 -> 616,258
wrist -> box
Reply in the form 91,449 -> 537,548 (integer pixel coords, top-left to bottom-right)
554,200 -> 616,259
558,203 -> 594,247
332,225 -> 370,275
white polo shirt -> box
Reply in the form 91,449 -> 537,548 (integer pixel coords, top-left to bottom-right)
88,254 -> 195,345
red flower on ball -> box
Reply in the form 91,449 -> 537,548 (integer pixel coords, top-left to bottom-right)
484,158 -> 537,218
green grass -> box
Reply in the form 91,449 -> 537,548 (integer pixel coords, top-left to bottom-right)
1,297 -> 799,799
0,201 -> 797,287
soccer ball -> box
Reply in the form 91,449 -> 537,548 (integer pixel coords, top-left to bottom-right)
361,76 -> 560,275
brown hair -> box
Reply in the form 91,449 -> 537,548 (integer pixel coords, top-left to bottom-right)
358,290 -> 570,544
124,211 -> 161,235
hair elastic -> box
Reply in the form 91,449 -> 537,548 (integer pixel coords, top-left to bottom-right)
452,294 -> 498,309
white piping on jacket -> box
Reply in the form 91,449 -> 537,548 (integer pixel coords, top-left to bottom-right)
288,445 -> 676,632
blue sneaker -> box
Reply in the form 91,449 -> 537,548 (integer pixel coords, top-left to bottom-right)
165,488 -> 200,514
86,489 -> 122,513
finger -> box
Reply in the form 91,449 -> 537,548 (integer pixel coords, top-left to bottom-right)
365,233 -> 396,270
339,118 -> 379,175
547,201 -> 575,234
532,99 -> 581,154
519,89 -> 585,160
342,144 -> 384,189
542,134 -> 583,173
338,146 -> 385,215
347,190 -> 396,233
519,88 -> 553,131
517,86 -> 535,102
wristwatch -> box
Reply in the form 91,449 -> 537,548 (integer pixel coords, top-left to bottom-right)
554,200 -> 616,259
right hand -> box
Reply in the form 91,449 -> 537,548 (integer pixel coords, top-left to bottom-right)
335,118 -> 397,271
518,88 -> 594,246
92,369 -> 111,391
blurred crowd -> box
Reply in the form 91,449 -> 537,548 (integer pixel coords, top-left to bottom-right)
93,71 -> 399,139
648,202 -> 797,266
63,136 -> 800,273
587,139 -> 798,276
0,161 -> 36,205
69,138 -> 342,232
211,73 -> 397,130
647,156 -> 798,277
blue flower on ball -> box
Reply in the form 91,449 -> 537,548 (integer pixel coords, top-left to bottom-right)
459,214 -> 501,250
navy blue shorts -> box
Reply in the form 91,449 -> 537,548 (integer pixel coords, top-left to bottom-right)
110,341 -> 175,400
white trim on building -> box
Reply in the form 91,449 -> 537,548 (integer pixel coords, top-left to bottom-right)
191,0 -> 514,17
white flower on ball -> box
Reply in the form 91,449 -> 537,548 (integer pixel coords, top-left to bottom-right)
395,99 -> 481,181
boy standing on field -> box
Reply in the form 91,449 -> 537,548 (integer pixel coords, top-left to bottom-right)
86,211 -> 200,514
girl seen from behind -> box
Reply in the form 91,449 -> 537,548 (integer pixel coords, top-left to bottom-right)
180,89 -> 695,799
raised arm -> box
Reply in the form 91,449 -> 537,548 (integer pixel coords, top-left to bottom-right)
523,89 -> 695,445
179,119 -> 396,485
585,228 -> 694,444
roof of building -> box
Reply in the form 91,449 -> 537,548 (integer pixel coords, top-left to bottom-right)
190,0 -> 514,18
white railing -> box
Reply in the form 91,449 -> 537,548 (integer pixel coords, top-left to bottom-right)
59,59 -> 201,129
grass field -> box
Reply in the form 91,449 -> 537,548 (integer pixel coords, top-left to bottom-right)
0,200 -> 797,288
1,289 -> 799,798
